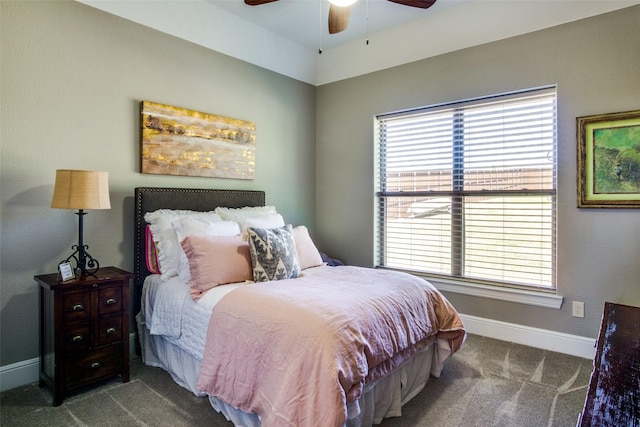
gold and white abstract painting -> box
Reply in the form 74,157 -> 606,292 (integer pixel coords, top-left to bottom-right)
141,101 -> 256,180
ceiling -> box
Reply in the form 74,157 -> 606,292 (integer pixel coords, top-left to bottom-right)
207,0 -> 467,51
79,0 -> 640,85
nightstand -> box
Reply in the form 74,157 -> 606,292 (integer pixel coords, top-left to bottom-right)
36,266 -> 133,406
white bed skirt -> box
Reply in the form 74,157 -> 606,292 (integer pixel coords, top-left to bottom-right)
137,311 -> 452,426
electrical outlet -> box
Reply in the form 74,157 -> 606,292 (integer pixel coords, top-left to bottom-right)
572,301 -> 585,318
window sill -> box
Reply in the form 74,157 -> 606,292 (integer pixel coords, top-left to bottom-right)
420,276 -> 564,309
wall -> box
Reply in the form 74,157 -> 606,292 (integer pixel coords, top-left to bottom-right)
2,0 -> 638,376
1,1 -> 316,367
316,6 -> 640,339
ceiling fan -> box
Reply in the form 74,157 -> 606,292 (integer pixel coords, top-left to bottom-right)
244,0 -> 437,35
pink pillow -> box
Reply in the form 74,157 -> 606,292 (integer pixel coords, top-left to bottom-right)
145,226 -> 161,274
293,225 -> 324,270
181,234 -> 252,301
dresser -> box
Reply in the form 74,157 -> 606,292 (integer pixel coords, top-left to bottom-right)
36,266 -> 133,406
578,302 -> 640,426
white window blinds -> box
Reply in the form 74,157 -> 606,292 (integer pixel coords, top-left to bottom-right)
375,87 -> 557,290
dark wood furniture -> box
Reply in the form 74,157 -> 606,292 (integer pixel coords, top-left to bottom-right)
36,266 -> 133,406
579,302 -> 640,426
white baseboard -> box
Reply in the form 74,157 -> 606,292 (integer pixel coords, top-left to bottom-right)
0,357 -> 40,393
1,320 -> 595,392
0,333 -> 138,393
460,314 -> 596,359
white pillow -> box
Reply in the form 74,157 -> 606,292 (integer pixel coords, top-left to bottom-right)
237,213 -> 285,234
173,217 -> 241,240
144,209 -> 222,280
172,217 -> 241,284
215,205 -> 277,221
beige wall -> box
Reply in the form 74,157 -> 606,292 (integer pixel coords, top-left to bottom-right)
1,1 -> 316,366
2,0 -> 639,370
316,6 -> 640,338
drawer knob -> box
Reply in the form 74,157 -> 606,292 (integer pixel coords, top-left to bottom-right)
105,327 -> 117,335
71,334 -> 84,342
90,362 -> 101,369
71,304 -> 85,312
105,297 -> 117,305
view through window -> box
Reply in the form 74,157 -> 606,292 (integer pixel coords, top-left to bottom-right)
375,87 -> 557,290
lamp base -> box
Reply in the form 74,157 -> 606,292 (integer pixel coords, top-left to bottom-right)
64,209 -> 100,277
64,244 -> 100,277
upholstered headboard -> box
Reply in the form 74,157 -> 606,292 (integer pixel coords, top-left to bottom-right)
133,187 -> 265,317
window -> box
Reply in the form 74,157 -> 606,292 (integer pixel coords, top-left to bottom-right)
375,87 -> 557,291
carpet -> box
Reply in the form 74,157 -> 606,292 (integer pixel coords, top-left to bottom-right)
0,334 -> 592,426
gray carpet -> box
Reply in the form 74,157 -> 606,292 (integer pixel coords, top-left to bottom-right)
0,334 -> 593,426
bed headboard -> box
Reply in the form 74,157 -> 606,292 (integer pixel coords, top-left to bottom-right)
133,187 -> 265,315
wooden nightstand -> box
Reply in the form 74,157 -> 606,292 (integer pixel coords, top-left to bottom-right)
36,266 -> 133,406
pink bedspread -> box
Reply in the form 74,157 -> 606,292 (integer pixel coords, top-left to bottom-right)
196,266 -> 465,427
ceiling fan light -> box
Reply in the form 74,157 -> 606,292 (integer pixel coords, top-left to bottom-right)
328,0 -> 357,7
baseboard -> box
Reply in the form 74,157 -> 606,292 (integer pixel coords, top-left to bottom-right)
0,357 -> 40,393
0,333 -> 138,393
1,320 -> 595,392
460,313 -> 596,359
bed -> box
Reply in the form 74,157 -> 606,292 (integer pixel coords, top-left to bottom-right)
133,187 -> 465,427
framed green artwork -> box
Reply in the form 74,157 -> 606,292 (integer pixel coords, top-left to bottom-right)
577,110 -> 640,208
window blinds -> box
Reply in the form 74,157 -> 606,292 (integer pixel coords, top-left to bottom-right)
375,87 -> 557,289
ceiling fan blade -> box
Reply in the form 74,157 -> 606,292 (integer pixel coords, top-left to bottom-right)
244,0 -> 278,5
387,0 -> 436,9
328,4 -> 352,34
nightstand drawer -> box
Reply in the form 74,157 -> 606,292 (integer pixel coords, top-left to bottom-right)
64,323 -> 91,352
98,286 -> 122,316
64,346 -> 122,387
63,292 -> 91,322
98,316 -> 122,346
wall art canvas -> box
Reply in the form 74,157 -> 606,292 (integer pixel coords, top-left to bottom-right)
141,101 -> 256,180
577,110 -> 640,207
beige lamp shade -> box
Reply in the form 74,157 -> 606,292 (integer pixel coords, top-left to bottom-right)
51,170 -> 111,210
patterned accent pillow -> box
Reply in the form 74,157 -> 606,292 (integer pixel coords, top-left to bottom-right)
247,225 -> 300,282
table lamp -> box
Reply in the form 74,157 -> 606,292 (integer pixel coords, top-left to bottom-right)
51,169 -> 111,277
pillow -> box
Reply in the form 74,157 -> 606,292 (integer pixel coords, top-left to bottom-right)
247,225 -> 300,282
181,234 -> 253,301
215,205 -> 277,221
172,217 -> 240,239
172,217 -> 242,284
237,213 -> 285,234
145,225 -> 161,274
144,209 -> 222,280
292,225 -> 324,270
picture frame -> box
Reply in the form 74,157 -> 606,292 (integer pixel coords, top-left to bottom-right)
577,110 -> 640,208
58,261 -> 76,282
